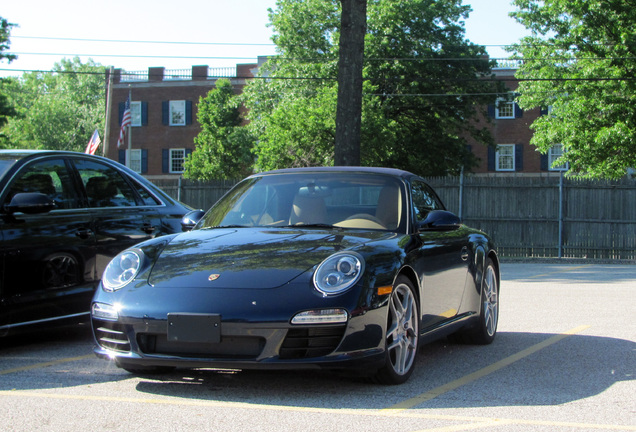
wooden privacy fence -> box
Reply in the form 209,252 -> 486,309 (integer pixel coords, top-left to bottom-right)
150,176 -> 636,260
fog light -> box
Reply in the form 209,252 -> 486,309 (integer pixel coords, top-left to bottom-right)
291,308 -> 348,324
92,302 -> 119,320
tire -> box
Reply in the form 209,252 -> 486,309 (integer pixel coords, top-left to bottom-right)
373,276 -> 419,385
450,258 -> 499,345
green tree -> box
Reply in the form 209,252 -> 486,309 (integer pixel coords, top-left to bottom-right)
242,0 -> 501,175
1,57 -> 105,151
184,79 -> 254,180
0,17 -> 17,131
510,0 -> 636,178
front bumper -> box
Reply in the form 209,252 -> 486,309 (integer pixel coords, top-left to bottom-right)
91,307 -> 388,373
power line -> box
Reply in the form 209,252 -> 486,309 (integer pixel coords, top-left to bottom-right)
9,52 -> 263,60
11,35 -> 276,46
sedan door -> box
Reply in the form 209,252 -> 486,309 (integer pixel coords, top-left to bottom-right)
0,157 -> 96,332
70,157 -> 162,276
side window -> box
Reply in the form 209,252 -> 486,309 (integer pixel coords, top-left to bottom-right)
5,158 -> 80,210
72,159 -> 139,208
129,178 -> 161,206
411,181 -> 443,223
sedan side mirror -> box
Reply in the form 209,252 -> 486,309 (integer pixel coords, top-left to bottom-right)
4,192 -> 57,215
181,209 -> 206,231
418,210 -> 461,232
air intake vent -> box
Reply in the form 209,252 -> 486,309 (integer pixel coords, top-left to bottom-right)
93,320 -> 130,352
279,326 -> 346,359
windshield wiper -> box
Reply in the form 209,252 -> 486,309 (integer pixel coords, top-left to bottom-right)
282,223 -> 341,230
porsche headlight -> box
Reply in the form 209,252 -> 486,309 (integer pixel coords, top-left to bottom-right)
102,250 -> 141,291
313,252 -> 364,295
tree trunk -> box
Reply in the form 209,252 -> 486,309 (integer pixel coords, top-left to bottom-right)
334,0 -> 366,166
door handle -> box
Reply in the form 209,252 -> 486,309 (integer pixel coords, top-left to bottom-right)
142,223 -> 156,234
461,246 -> 469,261
76,229 -> 93,239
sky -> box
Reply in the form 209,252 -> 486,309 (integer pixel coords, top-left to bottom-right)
0,0 -> 529,78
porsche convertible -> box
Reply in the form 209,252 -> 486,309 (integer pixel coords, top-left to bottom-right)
91,167 -> 499,384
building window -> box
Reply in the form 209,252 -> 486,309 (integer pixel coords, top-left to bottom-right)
129,149 -> 142,173
495,94 -> 515,119
130,101 -> 142,127
549,144 -> 568,171
170,149 -> 186,173
169,100 -> 186,126
496,145 -> 515,171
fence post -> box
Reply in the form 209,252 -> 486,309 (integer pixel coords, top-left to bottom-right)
458,168 -> 464,220
178,176 -> 182,202
558,171 -> 564,258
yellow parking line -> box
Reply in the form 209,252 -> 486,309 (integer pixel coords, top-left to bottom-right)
0,354 -> 93,375
383,325 -> 591,412
528,264 -> 592,279
1,390 -> 634,431
410,419 -> 515,432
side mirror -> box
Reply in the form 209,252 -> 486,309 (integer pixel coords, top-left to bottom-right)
4,192 -> 57,215
181,209 -> 205,231
418,210 -> 461,231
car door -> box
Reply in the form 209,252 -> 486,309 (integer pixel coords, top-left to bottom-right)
70,157 -> 162,277
408,179 -> 471,329
0,157 -> 96,332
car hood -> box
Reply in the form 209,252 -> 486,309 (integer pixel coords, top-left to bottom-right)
147,227 -> 395,289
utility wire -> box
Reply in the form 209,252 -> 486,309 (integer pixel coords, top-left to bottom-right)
11,35 -> 277,46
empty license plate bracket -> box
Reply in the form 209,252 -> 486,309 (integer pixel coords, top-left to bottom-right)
167,313 -> 221,343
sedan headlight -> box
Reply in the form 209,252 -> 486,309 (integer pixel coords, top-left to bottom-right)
313,252 -> 364,296
102,250 -> 141,291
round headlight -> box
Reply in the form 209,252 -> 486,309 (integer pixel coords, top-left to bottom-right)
313,252 -> 364,295
102,250 -> 141,291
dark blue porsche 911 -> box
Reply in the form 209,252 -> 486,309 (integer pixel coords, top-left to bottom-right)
91,167 -> 499,384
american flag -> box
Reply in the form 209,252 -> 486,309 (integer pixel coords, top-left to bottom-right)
84,129 -> 101,155
117,98 -> 132,148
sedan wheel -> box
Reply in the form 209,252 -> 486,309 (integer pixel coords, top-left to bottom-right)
373,276 -> 419,385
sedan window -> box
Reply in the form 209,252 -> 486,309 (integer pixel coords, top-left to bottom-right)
4,159 -> 80,210
73,159 -> 140,207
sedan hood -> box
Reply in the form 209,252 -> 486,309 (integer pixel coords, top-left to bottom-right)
147,227 -> 394,289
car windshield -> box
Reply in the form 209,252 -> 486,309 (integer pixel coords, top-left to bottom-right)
199,172 -> 406,232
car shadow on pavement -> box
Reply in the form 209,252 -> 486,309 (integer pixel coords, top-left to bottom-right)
132,331 -> 635,409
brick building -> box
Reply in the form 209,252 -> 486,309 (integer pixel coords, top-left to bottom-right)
469,67 -> 565,175
104,59 -> 263,179
104,60 -> 563,178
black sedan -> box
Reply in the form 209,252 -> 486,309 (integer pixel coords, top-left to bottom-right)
91,167 -> 499,384
0,150 -> 194,336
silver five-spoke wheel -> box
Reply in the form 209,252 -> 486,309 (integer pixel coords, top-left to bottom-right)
374,276 -> 419,384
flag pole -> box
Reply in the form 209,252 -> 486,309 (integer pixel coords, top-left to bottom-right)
126,86 -> 132,168
103,66 -> 114,157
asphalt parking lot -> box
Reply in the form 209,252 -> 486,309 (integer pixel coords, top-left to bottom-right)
1,262 -> 634,432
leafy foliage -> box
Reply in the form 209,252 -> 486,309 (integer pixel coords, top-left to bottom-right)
237,0 -> 501,176
510,0 -> 636,178
184,79 -> 255,180
1,58 -> 106,151
0,16 -> 17,130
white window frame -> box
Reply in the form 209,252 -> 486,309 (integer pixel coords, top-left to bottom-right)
169,148 -> 186,173
128,149 -> 142,173
549,144 -> 568,171
130,101 -> 142,127
495,93 -> 516,119
496,144 -> 515,171
169,100 -> 186,126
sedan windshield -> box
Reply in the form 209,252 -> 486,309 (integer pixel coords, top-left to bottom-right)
199,172 -> 405,232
